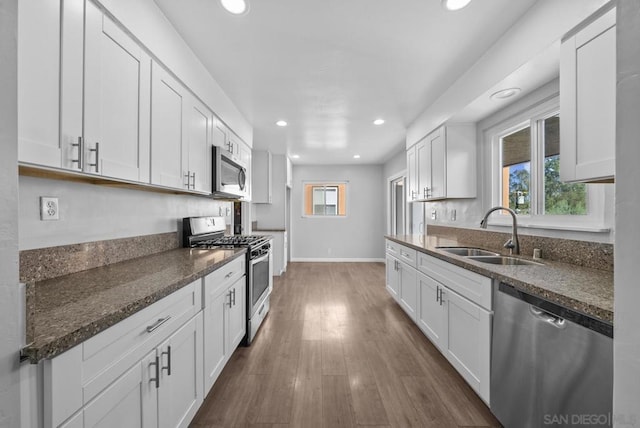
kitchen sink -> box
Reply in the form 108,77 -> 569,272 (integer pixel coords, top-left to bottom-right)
437,247 -> 500,257
467,256 -> 543,266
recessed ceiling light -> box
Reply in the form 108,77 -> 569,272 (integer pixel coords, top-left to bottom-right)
373,119 -> 385,125
353,155 -> 361,159
291,154 -> 300,159
276,120 -> 287,127
490,87 -> 522,100
441,0 -> 472,11
220,0 -> 248,15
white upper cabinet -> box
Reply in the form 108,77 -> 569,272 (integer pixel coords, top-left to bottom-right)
560,6 -> 616,183
17,0 -> 62,167
185,96 -> 213,193
406,143 -> 418,202
252,150 -> 272,204
150,62 -> 188,189
408,123 -> 476,201
83,1 -> 151,182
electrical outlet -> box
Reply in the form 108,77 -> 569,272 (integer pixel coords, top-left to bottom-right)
431,210 -> 437,220
451,209 -> 457,221
40,197 -> 59,221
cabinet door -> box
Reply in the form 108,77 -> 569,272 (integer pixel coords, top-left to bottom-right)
560,8 -> 616,182
158,313 -> 203,428
151,62 -> 187,189
398,262 -> 417,321
18,0 -> 61,167
228,277 -> 247,351
406,145 -> 417,202
59,0 -> 85,171
416,138 -> 430,200
212,121 -> 227,149
186,96 -> 213,193
83,350 -> 157,428
204,286 -> 229,394
84,2 -> 151,181
442,288 -> 491,403
417,273 -> 446,350
385,255 -> 400,300
252,151 -> 272,203
429,127 -> 446,199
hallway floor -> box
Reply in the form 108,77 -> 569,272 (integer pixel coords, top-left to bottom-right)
191,262 -> 500,427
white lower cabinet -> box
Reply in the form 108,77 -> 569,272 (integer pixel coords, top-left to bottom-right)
386,239 -> 492,404
203,257 -> 246,395
417,273 -> 446,350
43,278 -> 209,428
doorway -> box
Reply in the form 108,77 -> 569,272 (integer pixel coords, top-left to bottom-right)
389,175 -> 406,235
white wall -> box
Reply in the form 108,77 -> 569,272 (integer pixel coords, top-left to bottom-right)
19,176 -> 232,250
98,0 -> 252,145
0,0 -> 22,425
407,0 -> 607,147
291,165 -> 384,261
614,0 -> 640,425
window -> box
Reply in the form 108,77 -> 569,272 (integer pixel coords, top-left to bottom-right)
489,96 -> 606,230
304,182 -> 347,217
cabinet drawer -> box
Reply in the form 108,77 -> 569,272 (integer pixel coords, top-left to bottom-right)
417,252 -> 492,310
385,239 -> 401,256
203,256 -> 245,301
398,245 -> 417,268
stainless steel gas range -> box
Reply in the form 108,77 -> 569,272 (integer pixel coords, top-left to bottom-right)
183,216 -> 273,345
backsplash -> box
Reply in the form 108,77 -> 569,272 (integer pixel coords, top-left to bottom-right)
20,232 -> 179,283
427,224 -> 613,271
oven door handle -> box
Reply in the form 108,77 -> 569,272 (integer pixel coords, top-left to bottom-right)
251,252 -> 270,265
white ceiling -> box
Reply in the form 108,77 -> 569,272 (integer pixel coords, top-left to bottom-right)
154,0 -> 541,164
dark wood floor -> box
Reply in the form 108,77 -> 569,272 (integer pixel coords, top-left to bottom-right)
191,262 -> 500,428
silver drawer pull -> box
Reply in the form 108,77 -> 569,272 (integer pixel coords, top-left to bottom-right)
146,316 -> 171,333
225,271 -> 234,279
161,345 -> 172,376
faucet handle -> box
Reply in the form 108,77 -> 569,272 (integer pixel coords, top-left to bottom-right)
503,239 -> 515,251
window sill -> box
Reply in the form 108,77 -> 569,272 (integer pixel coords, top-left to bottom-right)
486,219 -> 611,233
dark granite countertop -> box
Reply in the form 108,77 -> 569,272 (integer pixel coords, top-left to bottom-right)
22,247 -> 246,363
386,234 -> 613,324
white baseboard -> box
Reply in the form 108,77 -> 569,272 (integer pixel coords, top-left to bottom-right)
290,258 -> 385,263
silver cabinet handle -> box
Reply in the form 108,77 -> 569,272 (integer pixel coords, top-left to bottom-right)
184,171 -> 191,188
71,136 -> 84,169
150,355 -> 160,389
89,142 -> 99,173
190,172 -> 196,189
146,316 -> 171,333
439,288 -> 445,306
224,271 -> 234,279
231,288 -> 236,306
227,291 -> 233,308
161,346 -> 171,376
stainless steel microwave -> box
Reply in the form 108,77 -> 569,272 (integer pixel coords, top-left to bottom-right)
212,145 -> 246,199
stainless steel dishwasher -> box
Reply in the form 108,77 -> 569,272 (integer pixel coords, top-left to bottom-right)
491,282 -> 613,428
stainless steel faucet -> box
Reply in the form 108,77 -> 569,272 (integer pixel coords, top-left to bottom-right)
480,206 -> 520,255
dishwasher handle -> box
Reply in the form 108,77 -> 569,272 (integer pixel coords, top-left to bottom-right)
530,305 -> 566,329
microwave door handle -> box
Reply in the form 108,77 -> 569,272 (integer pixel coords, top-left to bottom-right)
238,168 -> 246,191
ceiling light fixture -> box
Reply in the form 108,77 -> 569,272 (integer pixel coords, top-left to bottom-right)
291,154 -> 300,159
276,120 -> 287,127
220,0 -> 248,15
490,87 -> 522,100
373,119 -> 385,125
441,0 -> 472,11
353,155 -> 361,159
